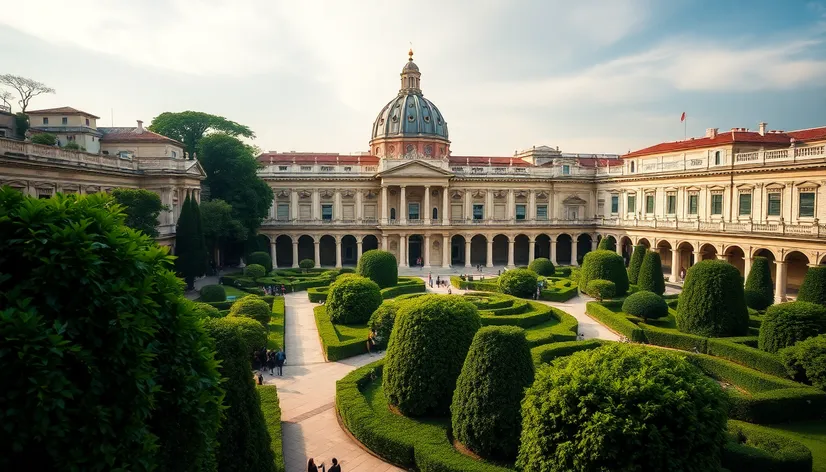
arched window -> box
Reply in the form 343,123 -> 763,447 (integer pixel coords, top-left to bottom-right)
630,161 -> 636,173
432,207 -> 438,220
390,208 -> 396,220
714,151 -> 721,165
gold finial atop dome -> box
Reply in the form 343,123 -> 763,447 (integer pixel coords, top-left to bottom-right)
408,48 -> 414,61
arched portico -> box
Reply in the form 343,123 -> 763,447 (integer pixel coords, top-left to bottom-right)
656,240 -> 673,279
699,243 -> 718,261
514,234 -> 530,266
363,234 -> 379,253
576,234 -> 592,265
673,241 -> 695,281
535,234 -> 551,260
724,245 -> 746,276
470,234 -> 488,266
275,234 -> 293,268
341,235 -> 358,266
319,235 -> 336,267
492,234 -> 508,265
297,235 -> 315,267
784,251 -> 810,300
451,234 -> 467,266
556,233 -> 572,265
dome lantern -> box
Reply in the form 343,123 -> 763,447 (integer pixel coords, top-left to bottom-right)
400,49 -> 422,93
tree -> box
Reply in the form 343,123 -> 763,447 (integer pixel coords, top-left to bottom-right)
498,268 -> 539,298
677,260 -> 749,337
148,111 -> 255,159
247,251 -> 272,274
0,89 -> 13,110
0,74 -> 55,112
112,188 -> 166,238
597,236 -> 616,251
758,302 -> 826,353
30,133 -> 57,145
326,276 -> 383,324
637,250 -> 665,295
62,141 -> 85,151
797,266 -> 826,307
175,196 -> 207,290
622,291 -> 669,322
585,279 -> 616,301
579,250 -> 629,297
201,199 -> 245,266
528,257 -> 555,276
628,245 -> 647,284
744,256 -> 774,310
779,334 -> 826,390
229,295 -> 271,326
14,112 -> 28,139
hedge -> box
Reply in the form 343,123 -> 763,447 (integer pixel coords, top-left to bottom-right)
637,250 -> 665,295
538,281 -> 578,302
585,279 -> 616,300
627,245 -> 647,284
706,338 -> 788,378
745,257 -> 775,310
299,259 -> 314,269
224,316 -> 268,353
368,303 -> 399,349
530,339 -> 605,366
758,301 -> 826,353
326,276 -> 383,324
597,236 -> 616,251
357,250 -> 398,288
622,291 -> 668,321
779,334 -> 826,390
268,297 -> 285,351
309,276 -> 425,303
528,258 -> 555,276
247,251 -> 273,274
723,420 -> 812,472
579,250 -> 629,296
313,306 -> 369,361
201,284 -> 227,302
797,266 -> 826,306
585,301 -> 646,342
677,260 -> 749,337
229,295 -> 272,326
257,385 -> 286,472
244,263 -> 267,280
498,269 -> 538,298
193,302 -> 223,319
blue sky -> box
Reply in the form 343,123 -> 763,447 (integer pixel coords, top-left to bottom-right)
1,0 -> 825,155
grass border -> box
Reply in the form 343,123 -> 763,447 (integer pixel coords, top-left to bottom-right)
313,305 -> 368,361
257,385 -> 286,472
267,296 -> 285,351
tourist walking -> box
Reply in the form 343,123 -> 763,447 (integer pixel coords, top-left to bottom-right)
267,350 -> 276,375
275,348 -> 286,376
329,458 -> 341,472
307,458 -> 325,472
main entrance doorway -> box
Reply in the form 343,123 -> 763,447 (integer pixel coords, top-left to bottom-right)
408,235 -> 423,266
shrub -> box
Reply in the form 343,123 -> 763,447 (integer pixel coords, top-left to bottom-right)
244,263 -> 266,280
723,420 -> 813,472
585,279 -> 616,301
517,344 -> 728,472
637,250 -> 665,295
193,302 -> 222,319
257,386 -> 286,472
758,301 -> 826,353
356,250 -> 398,288
623,290 -> 668,321
597,236 -> 616,251
528,258 -> 555,276
298,258 -> 315,270
31,132 -> 57,145
383,295 -> 481,417
247,251 -> 273,273
223,316 -> 268,353
779,334 -> 826,390
200,284 -> 226,302
579,250 -> 629,296
498,268 -> 538,298
797,266 -> 826,307
229,295 -> 272,326
677,260 -> 749,337
326,276 -> 383,324
744,256 -> 774,310
368,303 -> 400,349
451,326 -> 534,460
627,245 -> 647,284
0,190 -> 223,471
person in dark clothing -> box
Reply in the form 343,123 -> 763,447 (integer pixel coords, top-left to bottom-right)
308,458 -> 325,472
328,458 -> 341,472
258,348 -> 268,370
257,371 -> 263,385
274,348 -> 286,376
267,351 -> 276,375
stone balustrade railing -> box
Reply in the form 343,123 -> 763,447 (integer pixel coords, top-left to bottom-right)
600,218 -> 825,238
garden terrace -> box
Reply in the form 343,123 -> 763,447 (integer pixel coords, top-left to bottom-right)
221,267 -> 346,295
463,292 -> 578,345
450,275 -> 578,302
308,276 -> 425,303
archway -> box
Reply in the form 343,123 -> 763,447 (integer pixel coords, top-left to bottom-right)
470,235 -> 487,266
514,234 -> 530,266
408,234 -> 423,266
275,235 -> 293,268
619,236 -> 634,265
699,243 -> 718,261
576,234 -> 592,265
254,234 -> 271,255
556,233 -> 572,265
534,234 -> 551,259
362,234 -> 379,253
341,235 -> 358,266
492,234 -> 508,265
675,241 -> 695,279
451,234 -> 467,266
785,251 -> 810,296
637,238 -> 651,249
319,235 -> 336,267
724,245 -> 746,276
297,235 -> 315,264
657,240 -> 673,277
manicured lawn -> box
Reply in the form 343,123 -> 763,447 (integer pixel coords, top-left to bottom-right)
267,297 -> 285,351
257,385 -> 285,472
223,285 -> 251,299
763,421 -> 826,472
332,322 -> 370,343
524,318 -> 560,346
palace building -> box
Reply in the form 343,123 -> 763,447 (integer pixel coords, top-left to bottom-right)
258,50 -> 826,303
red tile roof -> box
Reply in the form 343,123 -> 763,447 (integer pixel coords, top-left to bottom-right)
786,126 -> 826,142
257,152 -> 380,165
99,127 -> 183,147
26,106 -> 100,119
578,157 -> 624,167
449,156 -> 532,167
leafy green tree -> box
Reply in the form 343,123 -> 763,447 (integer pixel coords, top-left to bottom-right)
677,260 -> 749,337
779,334 -> 826,390
597,236 -> 616,251
579,250 -> 629,297
637,250 -> 665,295
498,268 -> 539,298
112,188 -> 167,237
0,74 -> 55,112
176,196 -> 208,290
247,251 -> 273,273
758,302 -> 826,353
628,245 -> 647,284
797,266 -> 826,307
326,276 -> 382,324
148,111 -> 255,159
201,199 -> 245,266
14,112 -> 29,139
623,291 -> 668,321
528,257 -> 555,276
356,250 -> 398,288
31,133 -> 56,145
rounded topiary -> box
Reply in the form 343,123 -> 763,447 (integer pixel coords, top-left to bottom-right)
677,260 -> 749,337
222,316 -> 267,353
637,251 -> 665,295
192,302 -> 222,319
517,344 -> 728,472
623,290 -> 668,321
451,326 -> 534,460
758,301 -> 826,353
368,302 -> 400,349
797,266 -> 826,307
598,236 -> 616,251
585,279 -> 616,301
326,275 -> 383,324
356,250 -> 398,288
200,284 -> 226,302
779,334 -> 826,390
246,251 -> 272,273
744,256 -> 774,310
229,295 -> 271,326
383,294 -> 481,417
298,258 -> 315,270
627,245 -> 647,284
579,250 -> 629,296
498,268 -> 539,298
528,258 -> 555,276
244,263 -> 266,280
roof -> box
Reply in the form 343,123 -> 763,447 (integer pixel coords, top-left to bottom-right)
786,126 -> 826,142
99,127 -> 183,147
577,158 -> 624,167
26,106 -> 100,119
449,156 -> 532,167
257,152 -> 380,165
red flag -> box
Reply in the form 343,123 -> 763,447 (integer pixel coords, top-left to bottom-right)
680,112 -> 686,122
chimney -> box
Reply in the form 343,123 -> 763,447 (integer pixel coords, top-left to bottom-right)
758,122 -> 767,136
705,128 -> 718,139
137,120 -> 144,132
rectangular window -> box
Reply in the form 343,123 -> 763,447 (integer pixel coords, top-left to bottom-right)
767,193 -> 781,216
451,203 -> 463,220
321,204 -> 333,220
627,195 -> 636,213
799,192 -> 815,217
645,195 -> 655,214
320,166 -> 334,172
278,166 -> 288,171
688,194 -> 698,215
62,117 -> 68,125
473,204 -> 484,220
611,195 -> 619,213
562,164 -> 570,175
738,193 -> 752,216
42,117 -> 48,125
536,205 -> 548,220
276,203 -> 290,220
343,166 -> 352,172
515,204 -> 526,220
667,194 -> 676,214
300,166 -> 312,171
363,204 -> 376,219
38,191 -> 51,199
408,202 -> 420,220
343,204 -> 355,220
711,194 -> 723,215
85,118 -> 90,126
299,204 -> 311,219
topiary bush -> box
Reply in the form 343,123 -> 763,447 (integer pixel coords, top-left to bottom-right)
622,290 -> 668,321
368,302 -> 400,349
797,266 -> 826,307
744,256 -> 774,310
229,295 -> 272,326
779,334 -> 826,390
383,294 -> 481,417
246,251 -> 272,273
244,263 -> 266,280
579,250 -> 629,297
627,245 -> 647,284
517,344 -> 728,472
356,250 -> 398,288
193,302 -> 222,319
597,236 -> 616,251
528,257 -> 555,276
637,250 -> 665,295
451,326 -> 534,460
326,276 -> 383,324
758,301 -> 826,353
200,284 -> 226,302
222,316 -> 268,353
298,258 -> 315,271
585,279 -> 616,301
498,268 -> 539,298
677,260 -> 749,337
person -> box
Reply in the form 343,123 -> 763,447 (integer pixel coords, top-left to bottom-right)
274,348 -> 286,376
535,286 -> 541,300
447,286 -> 452,295
367,330 -> 378,355
281,284 -> 287,295
436,275 -> 441,287
257,371 -> 264,385
679,267 -> 686,281
328,458 -> 341,472
267,350 -> 276,375
308,458 -> 325,472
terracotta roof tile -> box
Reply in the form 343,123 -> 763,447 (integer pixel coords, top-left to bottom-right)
578,157 -> 623,167
26,106 -> 100,119
786,126 -> 826,142
99,127 -> 183,147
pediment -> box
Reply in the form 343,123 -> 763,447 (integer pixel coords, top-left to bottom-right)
796,181 -> 820,189
185,159 -> 207,178
563,195 -> 587,205
377,160 -> 453,178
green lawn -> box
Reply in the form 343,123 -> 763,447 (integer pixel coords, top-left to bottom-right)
524,318 -> 560,346
267,297 -> 285,351
763,421 -> 826,472
333,322 -> 370,343
223,286 -> 251,299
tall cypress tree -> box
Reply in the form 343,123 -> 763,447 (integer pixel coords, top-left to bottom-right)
628,245 -> 647,284
744,256 -> 774,310
176,196 -> 206,290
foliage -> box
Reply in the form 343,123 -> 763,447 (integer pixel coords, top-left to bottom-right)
200,199 -> 245,263
797,266 -> 826,307
112,188 -> 166,238
14,112 -> 28,139
383,295 -> 481,417
30,132 -> 56,145
201,284 -> 226,302
0,74 -> 55,111
327,276 -> 383,324
579,249 -> 629,296
175,196 -> 208,289
528,257 -> 555,276
677,260 -> 749,337
517,344 -> 729,472
193,302 -> 222,319
62,141 -> 84,151
378,276 -> 426,299
723,420 -> 813,472
0,189 -> 223,472
745,256 -> 774,310
627,245 -> 647,284
498,268 -> 538,298
368,303 -> 399,349
356,250 -> 398,288
637,250 -> 665,295
758,302 -> 826,353
148,111 -> 255,159
244,263 -> 266,280
451,326 -> 534,460
623,290 -> 669,321
299,258 -> 315,270
267,297 -> 285,351
247,251 -> 272,274
314,306 -> 369,361
229,295 -> 271,326
597,236 -> 616,251
257,386 -> 286,472
585,279 -> 616,301
780,334 -> 826,390
202,318 -> 275,472
222,316 -> 267,353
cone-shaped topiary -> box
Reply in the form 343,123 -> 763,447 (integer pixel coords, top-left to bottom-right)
246,251 -> 272,273
623,291 -> 668,321
797,266 -> 826,307
499,268 -> 539,298
356,249 -> 398,288
176,196 -> 208,289
517,344 -> 728,472
637,250 -> 665,295
451,326 -> 534,460
579,250 -> 629,297
384,294 -> 481,417
677,260 -> 749,337
744,256 -> 774,310
229,295 -> 271,326
627,245 -> 647,284
758,301 -> 826,353
528,257 -> 555,276
598,236 -> 616,251
326,275 -> 382,324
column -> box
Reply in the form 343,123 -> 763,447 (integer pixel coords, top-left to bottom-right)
356,237 -> 363,263
616,241 -> 623,257
670,248 -> 680,282
465,239 -> 472,268
356,190 -> 363,220
381,186 -> 388,223
591,236 -> 598,252
399,235 -> 407,267
423,234 -> 431,267
571,237 -> 579,267
507,238 -> 515,267
743,256 -> 753,282
486,237 -> 493,268
400,186 -> 407,224
270,240 -> 278,269
528,237 -> 536,263
292,241 -> 299,268
290,189 -> 298,220
269,194 -> 276,220
312,190 -> 320,220
774,260 -> 788,303
528,190 -> 536,221
313,240 -> 321,268
442,235 -> 450,267
507,189 -> 515,221
424,185 -> 431,224
486,191 -> 494,220
334,189 -> 342,220
335,236 -> 342,268
442,187 -> 450,224
550,236 -> 558,265
464,190 -> 471,222
382,234 -> 388,250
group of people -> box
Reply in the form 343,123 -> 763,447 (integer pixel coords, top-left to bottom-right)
308,457 -> 341,472
254,347 -> 286,381
427,273 -> 450,289
264,284 -> 287,296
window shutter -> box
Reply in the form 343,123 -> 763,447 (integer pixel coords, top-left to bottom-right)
343,204 -> 355,220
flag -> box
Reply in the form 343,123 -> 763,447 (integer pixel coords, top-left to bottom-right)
680,112 -> 686,122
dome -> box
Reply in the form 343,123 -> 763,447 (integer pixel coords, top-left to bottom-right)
371,93 -> 449,141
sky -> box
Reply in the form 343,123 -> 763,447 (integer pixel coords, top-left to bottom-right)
2,0 -> 826,156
